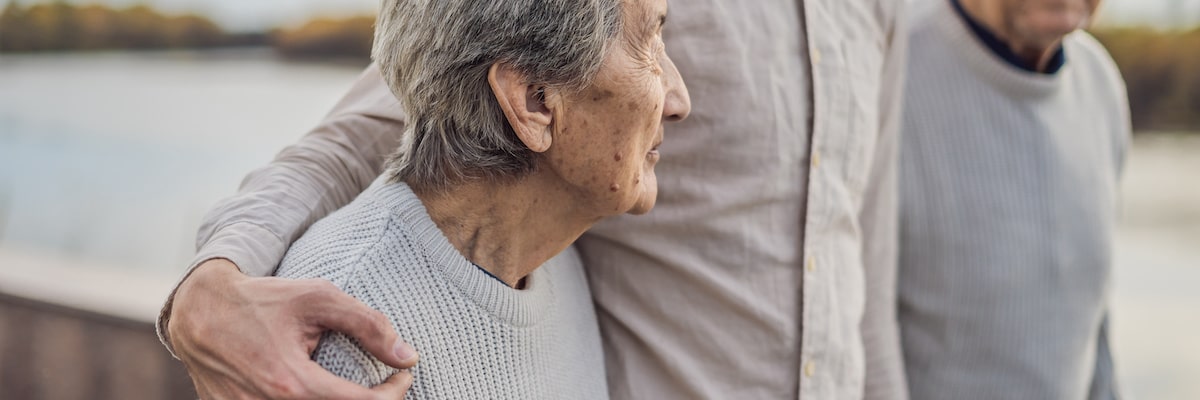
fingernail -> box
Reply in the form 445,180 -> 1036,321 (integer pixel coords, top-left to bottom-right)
394,340 -> 417,361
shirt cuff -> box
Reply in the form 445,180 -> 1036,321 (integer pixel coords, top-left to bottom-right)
156,222 -> 290,358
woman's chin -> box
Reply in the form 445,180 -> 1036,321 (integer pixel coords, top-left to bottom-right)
625,173 -> 658,215
627,199 -> 656,215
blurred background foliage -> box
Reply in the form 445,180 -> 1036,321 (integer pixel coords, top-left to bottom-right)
270,16 -> 374,60
0,1 -> 232,50
1,0 -> 1198,132
1092,28 -> 1200,132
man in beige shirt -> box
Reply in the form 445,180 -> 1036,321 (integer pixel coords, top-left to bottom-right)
163,0 -> 910,398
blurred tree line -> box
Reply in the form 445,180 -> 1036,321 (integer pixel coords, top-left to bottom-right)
271,16 -> 375,60
0,1 -> 250,50
1,1 -> 1197,132
1092,28 -> 1200,132
0,1 -> 368,57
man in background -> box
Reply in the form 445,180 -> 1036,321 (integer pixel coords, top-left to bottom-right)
898,0 -> 1129,398
161,0 -> 912,399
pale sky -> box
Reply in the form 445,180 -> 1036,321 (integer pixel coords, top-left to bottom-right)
54,0 -> 1200,32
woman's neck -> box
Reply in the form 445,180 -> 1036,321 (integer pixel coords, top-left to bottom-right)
413,174 -> 595,288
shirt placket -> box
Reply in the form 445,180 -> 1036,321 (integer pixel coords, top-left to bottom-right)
799,0 -> 851,397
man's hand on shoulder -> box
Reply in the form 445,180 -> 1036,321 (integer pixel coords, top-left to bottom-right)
168,258 -> 420,399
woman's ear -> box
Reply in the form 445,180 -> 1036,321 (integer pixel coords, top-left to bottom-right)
488,63 -> 554,152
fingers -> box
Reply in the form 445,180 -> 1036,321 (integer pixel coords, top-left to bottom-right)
371,370 -> 415,399
295,359 -> 413,400
301,283 -> 420,369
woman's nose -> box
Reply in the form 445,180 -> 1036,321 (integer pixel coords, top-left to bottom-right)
661,53 -> 691,123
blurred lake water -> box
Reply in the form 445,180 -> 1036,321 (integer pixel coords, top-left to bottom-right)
0,50 -> 366,277
0,51 -> 1196,398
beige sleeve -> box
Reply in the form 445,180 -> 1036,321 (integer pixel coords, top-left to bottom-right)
156,63 -> 408,355
860,1 -> 910,399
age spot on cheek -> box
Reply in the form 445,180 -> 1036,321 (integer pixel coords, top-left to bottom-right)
614,153 -> 623,162
610,183 -> 621,192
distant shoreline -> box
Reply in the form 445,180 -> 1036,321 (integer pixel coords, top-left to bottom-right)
0,3 -> 372,62
3,2 -> 1197,132
0,47 -> 371,69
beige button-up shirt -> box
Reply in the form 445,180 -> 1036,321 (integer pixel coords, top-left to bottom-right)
160,0 -> 909,398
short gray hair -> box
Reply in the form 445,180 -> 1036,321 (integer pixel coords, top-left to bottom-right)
374,0 -> 623,190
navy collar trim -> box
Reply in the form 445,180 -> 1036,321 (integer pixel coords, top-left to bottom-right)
949,0 -> 1065,74
472,262 -> 512,287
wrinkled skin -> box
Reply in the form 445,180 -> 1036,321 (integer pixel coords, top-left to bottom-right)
542,0 -> 690,217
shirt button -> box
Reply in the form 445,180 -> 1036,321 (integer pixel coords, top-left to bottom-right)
811,151 -> 821,168
805,361 -> 816,377
811,47 -> 822,64
806,256 -> 816,272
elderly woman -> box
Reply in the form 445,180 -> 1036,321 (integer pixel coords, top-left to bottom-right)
273,0 -> 688,397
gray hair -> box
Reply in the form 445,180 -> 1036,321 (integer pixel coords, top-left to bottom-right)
374,0 -> 624,190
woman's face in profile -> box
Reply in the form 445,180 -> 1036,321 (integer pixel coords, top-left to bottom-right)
545,0 -> 690,218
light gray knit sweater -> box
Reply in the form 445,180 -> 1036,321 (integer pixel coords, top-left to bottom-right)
274,180 -> 609,399
898,2 -> 1130,400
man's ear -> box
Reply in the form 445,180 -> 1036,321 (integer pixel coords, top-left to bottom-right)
488,63 -> 554,153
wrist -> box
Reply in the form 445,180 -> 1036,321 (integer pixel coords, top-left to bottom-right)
167,258 -> 243,349
190,258 -> 243,282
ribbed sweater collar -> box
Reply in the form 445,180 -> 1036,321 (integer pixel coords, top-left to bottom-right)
371,180 -> 556,328
934,0 -> 1066,99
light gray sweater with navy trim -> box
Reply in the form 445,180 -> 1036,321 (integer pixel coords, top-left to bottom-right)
898,1 -> 1131,399
274,180 -> 608,399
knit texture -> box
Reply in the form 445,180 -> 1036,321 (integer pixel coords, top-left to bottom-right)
897,2 -> 1130,400
274,180 -> 608,399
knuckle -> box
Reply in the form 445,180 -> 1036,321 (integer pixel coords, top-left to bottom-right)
297,280 -> 340,303
367,309 -> 391,329
352,308 -> 391,337
311,279 -> 340,293
339,307 -> 375,331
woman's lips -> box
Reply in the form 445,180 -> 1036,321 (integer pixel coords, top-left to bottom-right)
647,140 -> 662,162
